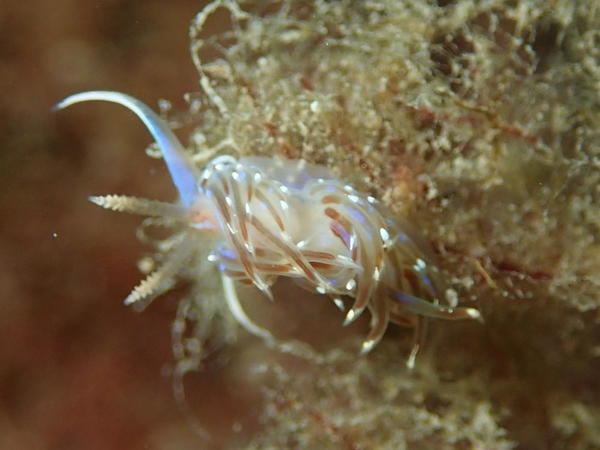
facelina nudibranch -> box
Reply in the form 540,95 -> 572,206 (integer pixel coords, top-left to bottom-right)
57,91 -> 482,367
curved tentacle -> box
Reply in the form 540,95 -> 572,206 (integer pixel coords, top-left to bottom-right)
221,274 -> 276,342
55,91 -> 200,207
406,316 -> 428,370
361,287 -> 390,354
391,291 -> 483,322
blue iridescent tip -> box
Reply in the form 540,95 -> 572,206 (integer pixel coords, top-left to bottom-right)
55,91 -> 199,207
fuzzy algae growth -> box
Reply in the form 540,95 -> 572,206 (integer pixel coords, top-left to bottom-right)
180,1 -> 600,448
84,0 -> 600,448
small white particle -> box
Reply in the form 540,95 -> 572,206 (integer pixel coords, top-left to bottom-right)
344,309 -> 357,326
345,279 -> 356,291
310,100 -> 320,113
231,171 -> 239,181
254,172 -> 262,183
279,185 -> 289,194
225,196 -> 233,207
172,320 -> 185,333
344,185 -> 354,193
158,98 -> 172,112
279,200 -> 289,211
207,253 -> 218,262
367,196 -> 377,204
316,285 -> 326,294
349,234 -> 357,250
51,232 -> 58,239
467,308 -> 482,321
137,256 -> 154,274
361,339 -> 376,354
332,297 -> 345,311
413,259 -> 427,272
445,288 -> 458,308
347,194 -> 360,203
373,267 -> 381,281
297,240 -> 306,248
379,227 -> 390,242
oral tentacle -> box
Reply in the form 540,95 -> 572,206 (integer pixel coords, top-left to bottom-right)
55,91 -> 200,207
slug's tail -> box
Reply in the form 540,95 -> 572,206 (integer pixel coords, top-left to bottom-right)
54,91 -> 199,207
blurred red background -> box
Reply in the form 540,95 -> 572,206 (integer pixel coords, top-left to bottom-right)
0,1 -> 237,448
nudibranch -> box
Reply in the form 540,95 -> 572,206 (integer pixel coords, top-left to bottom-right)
56,91 -> 481,367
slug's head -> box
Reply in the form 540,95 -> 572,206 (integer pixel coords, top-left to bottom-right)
54,91 -> 200,208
